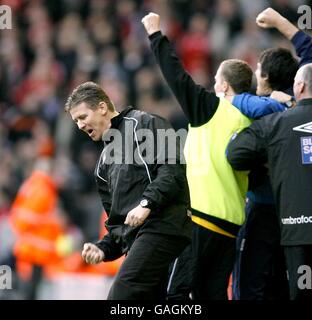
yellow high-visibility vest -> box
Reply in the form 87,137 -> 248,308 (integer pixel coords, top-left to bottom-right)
184,98 -> 251,226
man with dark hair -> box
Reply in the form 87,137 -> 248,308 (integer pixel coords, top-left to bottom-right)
142,12 -> 253,300
230,47 -> 298,302
65,81 -> 192,300
229,47 -> 298,120
230,7 -> 312,300
257,48 -> 298,95
227,63 -> 312,300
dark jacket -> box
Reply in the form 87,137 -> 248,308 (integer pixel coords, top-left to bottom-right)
95,107 -> 192,260
243,30 -> 312,204
227,99 -> 312,246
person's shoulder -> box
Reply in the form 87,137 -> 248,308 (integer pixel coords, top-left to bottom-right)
250,110 -> 283,134
254,109 -> 294,139
260,109 -> 285,123
124,108 -> 151,123
120,107 -> 146,124
127,108 -> 172,128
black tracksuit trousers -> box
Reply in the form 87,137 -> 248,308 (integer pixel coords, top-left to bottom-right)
107,232 -> 189,300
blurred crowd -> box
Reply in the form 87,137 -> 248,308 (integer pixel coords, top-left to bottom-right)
0,0 -> 310,299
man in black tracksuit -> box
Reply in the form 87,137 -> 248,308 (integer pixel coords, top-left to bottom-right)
227,63 -> 312,300
65,81 -> 192,300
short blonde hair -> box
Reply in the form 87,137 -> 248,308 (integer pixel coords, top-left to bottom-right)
65,81 -> 115,112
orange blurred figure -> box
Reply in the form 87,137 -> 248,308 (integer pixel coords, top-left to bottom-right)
10,157 -> 65,298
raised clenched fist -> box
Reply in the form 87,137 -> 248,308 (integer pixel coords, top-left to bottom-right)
141,12 -> 161,36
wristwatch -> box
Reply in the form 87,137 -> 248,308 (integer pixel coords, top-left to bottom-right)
285,97 -> 296,108
140,198 -> 153,209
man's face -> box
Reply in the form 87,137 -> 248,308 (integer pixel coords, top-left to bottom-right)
70,102 -> 108,141
214,66 -> 226,97
255,62 -> 270,96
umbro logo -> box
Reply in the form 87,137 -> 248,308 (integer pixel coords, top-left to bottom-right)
293,121 -> 312,133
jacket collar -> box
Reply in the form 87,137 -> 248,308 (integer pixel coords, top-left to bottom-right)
296,98 -> 312,107
110,106 -> 134,129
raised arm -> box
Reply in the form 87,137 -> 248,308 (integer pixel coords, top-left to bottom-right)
256,7 -> 312,67
256,7 -> 298,40
141,12 -> 219,127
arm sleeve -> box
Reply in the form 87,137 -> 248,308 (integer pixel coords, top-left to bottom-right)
291,30 -> 312,67
94,178 -> 123,261
141,116 -> 189,208
149,31 -> 219,127
96,177 -> 112,216
95,233 -> 124,262
227,120 -> 269,171
232,93 -> 287,119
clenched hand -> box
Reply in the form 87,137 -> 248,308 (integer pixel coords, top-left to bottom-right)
256,7 -> 284,29
141,12 -> 161,36
124,204 -> 151,227
81,243 -> 105,264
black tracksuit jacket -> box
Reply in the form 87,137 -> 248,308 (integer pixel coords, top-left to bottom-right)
95,107 -> 192,260
227,99 -> 312,246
